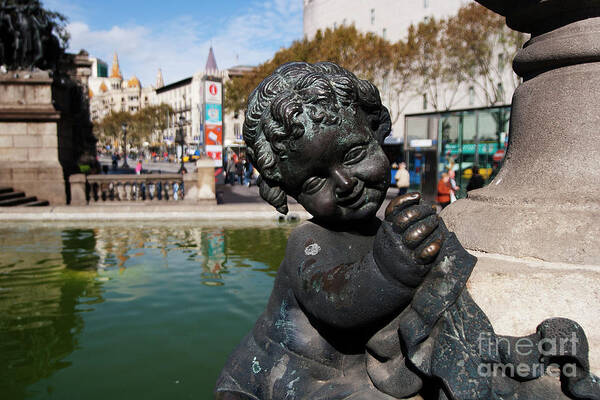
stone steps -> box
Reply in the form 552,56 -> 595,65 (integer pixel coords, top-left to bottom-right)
0,187 -> 48,206
0,191 -> 25,201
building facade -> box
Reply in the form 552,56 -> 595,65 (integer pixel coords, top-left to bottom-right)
88,53 -> 155,122
304,0 -> 468,42
152,48 -> 252,166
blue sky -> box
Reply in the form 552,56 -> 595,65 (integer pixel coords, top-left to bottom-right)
43,0 -> 303,86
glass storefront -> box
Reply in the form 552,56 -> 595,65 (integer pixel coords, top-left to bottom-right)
405,106 -> 510,200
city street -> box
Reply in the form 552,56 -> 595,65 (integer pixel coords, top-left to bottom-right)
98,155 -> 198,174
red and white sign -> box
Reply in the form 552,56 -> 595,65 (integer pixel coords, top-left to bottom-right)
204,81 -> 222,104
206,144 -> 223,167
493,149 -> 506,162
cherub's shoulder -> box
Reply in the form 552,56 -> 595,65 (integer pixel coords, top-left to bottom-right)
288,221 -> 326,245
285,221 -> 335,258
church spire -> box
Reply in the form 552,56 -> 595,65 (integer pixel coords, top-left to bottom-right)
205,46 -> 218,75
110,52 -> 122,79
156,68 -> 164,88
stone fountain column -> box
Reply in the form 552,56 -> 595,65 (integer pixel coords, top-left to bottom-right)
0,70 -> 65,204
441,0 -> 600,373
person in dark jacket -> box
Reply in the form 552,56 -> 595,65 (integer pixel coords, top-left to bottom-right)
466,165 -> 485,192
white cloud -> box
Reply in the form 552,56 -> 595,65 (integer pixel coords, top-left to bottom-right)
64,0 -> 303,87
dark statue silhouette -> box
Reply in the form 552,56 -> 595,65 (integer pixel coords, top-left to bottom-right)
0,0 -> 67,71
215,62 -> 599,399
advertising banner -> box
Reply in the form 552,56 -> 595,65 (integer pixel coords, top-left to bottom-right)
205,81 -> 222,104
205,124 -> 222,146
206,144 -> 223,167
205,104 -> 222,125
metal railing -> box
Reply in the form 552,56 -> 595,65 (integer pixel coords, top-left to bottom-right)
86,174 -> 185,203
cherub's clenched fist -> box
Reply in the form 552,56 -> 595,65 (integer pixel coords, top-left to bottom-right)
374,192 -> 449,289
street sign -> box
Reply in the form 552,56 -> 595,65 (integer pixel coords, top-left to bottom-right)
205,81 -> 222,104
410,139 -> 433,148
493,149 -> 506,162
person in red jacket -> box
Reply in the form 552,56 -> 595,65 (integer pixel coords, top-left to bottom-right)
437,172 -> 451,209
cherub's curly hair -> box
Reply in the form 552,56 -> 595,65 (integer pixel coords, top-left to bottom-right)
243,62 -> 391,214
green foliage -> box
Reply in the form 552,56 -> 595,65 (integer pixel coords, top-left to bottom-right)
93,104 -> 173,147
224,25 -> 396,115
225,3 -> 526,116
443,3 -> 525,106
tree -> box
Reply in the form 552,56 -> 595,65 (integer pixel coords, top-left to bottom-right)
224,26 -> 412,123
225,4 -> 526,124
93,104 -> 173,149
405,17 -> 464,111
93,111 -> 130,147
444,3 -> 526,107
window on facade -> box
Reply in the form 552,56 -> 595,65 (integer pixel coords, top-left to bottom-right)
370,8 -> 375,25
382,28 -> 387,39
234,123 -> 242,140
469,86 -> 475,106
422,94 -> 427,110
424,0 -> 429,8
497,53 -> 505,71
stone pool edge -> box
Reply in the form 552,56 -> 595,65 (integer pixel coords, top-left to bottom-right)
0,204 -> 312,221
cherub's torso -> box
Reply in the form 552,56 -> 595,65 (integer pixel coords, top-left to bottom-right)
256,221 -> 381,366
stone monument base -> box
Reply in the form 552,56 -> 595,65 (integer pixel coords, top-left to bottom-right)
467,252 -> 600,375
0,70 -> 65,204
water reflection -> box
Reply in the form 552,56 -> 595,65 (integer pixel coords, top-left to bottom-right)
87,224 -> 291,285
0,227 -> 103,398
0,222 -> 293,399
61,229 -> 100,270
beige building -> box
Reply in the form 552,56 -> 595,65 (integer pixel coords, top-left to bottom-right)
304,0 -> 469,42
153,48 -> 252,155
88,53 -> 155,122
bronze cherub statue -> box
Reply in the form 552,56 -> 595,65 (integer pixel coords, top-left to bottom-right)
215,62 -> 599,400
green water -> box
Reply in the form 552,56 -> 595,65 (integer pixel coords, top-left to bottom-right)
0,222 -> 294,399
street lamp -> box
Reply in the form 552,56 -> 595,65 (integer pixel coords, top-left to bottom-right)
175,116 -> 187,174
121,122 -> 130,169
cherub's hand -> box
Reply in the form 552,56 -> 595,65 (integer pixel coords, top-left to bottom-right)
374,192 -> 447,288
385,192 -> 444,264
378,193 -> 477,355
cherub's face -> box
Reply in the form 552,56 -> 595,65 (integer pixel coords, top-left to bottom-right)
279,106 -> 390,222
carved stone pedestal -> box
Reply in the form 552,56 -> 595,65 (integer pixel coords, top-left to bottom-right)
442,0 -> 600,373
183,159 -> 217,203
0,70 -> 65,204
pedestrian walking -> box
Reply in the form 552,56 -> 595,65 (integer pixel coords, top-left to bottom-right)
466,165 -> 485,192
394,162 -> 410,196
448,170 -> 459,203
437,172 -> 451,209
